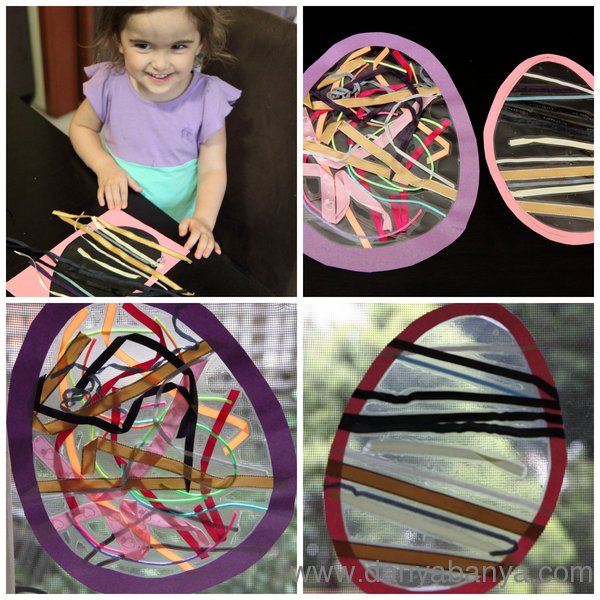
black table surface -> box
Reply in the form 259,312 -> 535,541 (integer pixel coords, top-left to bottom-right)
6,94 -> 271,297
303,6 -> 594,297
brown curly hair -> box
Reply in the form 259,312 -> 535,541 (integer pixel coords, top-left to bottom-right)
94,7 -> 234,68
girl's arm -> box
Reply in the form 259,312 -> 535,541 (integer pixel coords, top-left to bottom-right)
178,126 -> 227,259
69,99 -> 141,210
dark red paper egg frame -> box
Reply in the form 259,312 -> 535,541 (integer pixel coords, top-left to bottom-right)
324,303 -> 566,594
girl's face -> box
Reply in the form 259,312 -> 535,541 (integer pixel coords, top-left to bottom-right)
118,8 -> 203,102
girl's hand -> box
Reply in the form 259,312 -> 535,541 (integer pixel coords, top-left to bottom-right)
96,161 -> 141,210
179,217 -> 222,260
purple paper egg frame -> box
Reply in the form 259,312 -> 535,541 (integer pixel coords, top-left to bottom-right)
303,32 -> 479,272
7,303 -> 296,594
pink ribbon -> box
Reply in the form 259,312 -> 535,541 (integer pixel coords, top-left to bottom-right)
335,170 -> 392,230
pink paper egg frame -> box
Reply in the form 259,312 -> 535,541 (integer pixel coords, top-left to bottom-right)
484,54 -> 594,245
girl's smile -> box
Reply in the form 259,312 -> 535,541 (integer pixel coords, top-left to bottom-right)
146,72 -> 173,80
145,72 -> 174,84
118,8 -> 203,102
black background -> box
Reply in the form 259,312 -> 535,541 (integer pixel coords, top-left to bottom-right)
303,6 -> 594,297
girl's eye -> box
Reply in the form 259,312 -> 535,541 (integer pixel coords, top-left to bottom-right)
134,43 -> 150,50
172,44 -> 188,50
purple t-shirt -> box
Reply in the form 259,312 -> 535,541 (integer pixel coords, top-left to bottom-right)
83,62 -> 241,168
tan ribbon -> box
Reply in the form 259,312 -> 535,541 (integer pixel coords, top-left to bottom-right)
517,201 -> 594,219
500,166 -> 594,181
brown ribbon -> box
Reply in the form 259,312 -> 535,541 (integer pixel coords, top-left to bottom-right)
328,460 -> 541,538
333,540 -> 501,573
36,342 -> 212,435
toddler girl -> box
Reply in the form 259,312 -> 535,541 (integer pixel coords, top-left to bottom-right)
69,7 -> 239,259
